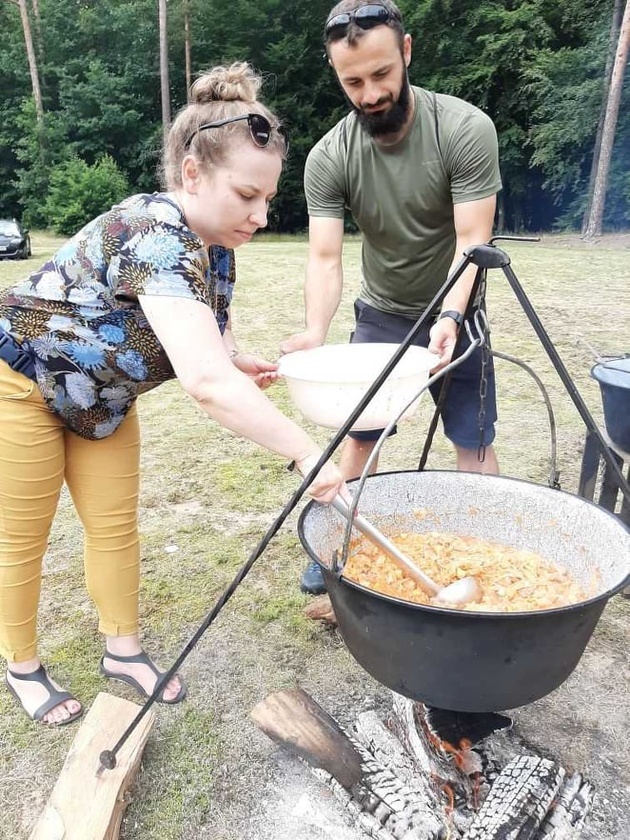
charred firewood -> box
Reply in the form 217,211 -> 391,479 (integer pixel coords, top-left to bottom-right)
251,688 -> 592,840
462,755 -> 564,839
387,694 -> 494,836
311,749 -> 446,840
352,710 -> 444,838
389,695 -> 486,803
537,773 -> 593,838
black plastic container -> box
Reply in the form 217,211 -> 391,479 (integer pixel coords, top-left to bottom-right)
591,358 -> 630,453
298,471 -> 630,712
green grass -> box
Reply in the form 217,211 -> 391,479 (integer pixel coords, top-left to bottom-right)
0,230 -> 629,839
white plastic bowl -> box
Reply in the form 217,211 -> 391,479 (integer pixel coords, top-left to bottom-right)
278,343 -> 438,431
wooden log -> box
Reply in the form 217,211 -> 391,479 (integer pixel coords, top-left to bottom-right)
250,688 -> 363,789
303,594 -> 337,625
252,689 -> 449,839
29,692 -> 156,840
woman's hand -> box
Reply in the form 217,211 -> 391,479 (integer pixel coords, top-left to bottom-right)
232,352 -> 279,390
294,453 -> 348,505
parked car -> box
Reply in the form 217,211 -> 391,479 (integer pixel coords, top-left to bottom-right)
0,218 -> 31,260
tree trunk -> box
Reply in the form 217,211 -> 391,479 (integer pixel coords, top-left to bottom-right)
582,0 -> 624,234
17,0 -> 44,125
158,0 -> 171,147
583,0 -> 630,238
184,0 -> 192,102
29,0 -> 44,67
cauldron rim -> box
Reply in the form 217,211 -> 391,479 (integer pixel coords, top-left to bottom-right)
298,469 -> 630,619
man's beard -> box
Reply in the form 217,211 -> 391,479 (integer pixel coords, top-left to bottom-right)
354,72 -> 411,138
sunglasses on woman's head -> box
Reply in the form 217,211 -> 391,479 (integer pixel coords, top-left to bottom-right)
325,4 -> 400,40
184,113 -> 289,153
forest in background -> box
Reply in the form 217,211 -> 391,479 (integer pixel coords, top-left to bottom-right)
1,0 -> 628,234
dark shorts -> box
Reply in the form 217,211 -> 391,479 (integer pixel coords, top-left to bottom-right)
348,299 -> 497,450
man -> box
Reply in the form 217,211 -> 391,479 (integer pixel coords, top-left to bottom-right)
282,0 -> 502,594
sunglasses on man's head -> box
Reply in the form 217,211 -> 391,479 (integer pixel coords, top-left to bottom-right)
325,4 -> 400,39
184,113 -> 289,153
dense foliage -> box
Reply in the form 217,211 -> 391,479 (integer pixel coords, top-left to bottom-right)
0,0 -> 627,232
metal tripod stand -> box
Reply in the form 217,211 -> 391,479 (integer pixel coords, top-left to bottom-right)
97,238 -> 630,771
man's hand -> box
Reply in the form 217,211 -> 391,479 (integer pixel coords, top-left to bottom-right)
232,353 -> 279,390
279,329 -> 324,356
428,318 -> 459,370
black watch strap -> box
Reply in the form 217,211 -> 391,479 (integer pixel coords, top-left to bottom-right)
438,309 -> 464,327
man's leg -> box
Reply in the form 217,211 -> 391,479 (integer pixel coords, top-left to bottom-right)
339,437 -> 380,480
340,420 -> 500,480
440,324 -> 499,474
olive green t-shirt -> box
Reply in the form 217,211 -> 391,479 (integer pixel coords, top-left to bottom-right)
304,86 -> 502,317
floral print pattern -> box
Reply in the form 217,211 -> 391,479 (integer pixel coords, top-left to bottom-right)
0,193 -> 235,439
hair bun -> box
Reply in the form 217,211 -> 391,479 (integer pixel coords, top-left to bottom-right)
191,61 -> 262,105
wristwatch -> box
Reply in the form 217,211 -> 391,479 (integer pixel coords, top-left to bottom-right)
438,310 -> 464,327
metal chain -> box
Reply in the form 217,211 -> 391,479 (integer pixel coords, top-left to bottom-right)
476,269 -> 490,462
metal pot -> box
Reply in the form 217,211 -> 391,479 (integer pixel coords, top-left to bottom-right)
298,471 -> 630,712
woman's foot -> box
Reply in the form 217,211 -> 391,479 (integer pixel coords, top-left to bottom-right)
102,636 -> 185,704
5,661 -> 82,726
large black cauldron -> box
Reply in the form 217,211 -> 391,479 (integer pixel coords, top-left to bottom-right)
298,471 -> 630,712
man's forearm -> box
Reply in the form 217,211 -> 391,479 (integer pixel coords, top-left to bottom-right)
304,261 -> 343,343
441,260 -> 479,316
442,196 -> 497,316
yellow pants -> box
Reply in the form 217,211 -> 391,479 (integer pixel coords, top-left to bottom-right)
0,360 -> 140,663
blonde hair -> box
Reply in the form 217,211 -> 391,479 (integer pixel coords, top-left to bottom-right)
162,61 -> 286,189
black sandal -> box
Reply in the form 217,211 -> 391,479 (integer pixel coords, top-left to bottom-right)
5,665 -> 83,726
100,650 -> 187,704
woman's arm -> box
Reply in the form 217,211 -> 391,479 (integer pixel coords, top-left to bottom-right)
138,294 -> 343,501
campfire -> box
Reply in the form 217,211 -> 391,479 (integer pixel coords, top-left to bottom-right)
251,687 -> 592,840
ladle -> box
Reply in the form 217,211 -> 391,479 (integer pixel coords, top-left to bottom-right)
330,495 -> 482,607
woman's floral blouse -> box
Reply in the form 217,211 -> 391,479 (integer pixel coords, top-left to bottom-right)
0,193 -> 235,439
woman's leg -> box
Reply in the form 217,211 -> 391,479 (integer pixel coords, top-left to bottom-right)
65,405 -> 142,639
0,362 -> 82,723
64,405 -> 183,701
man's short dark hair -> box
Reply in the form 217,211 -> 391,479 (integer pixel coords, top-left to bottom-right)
324,1 -> 405,49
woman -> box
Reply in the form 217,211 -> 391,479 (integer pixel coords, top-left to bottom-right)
0,62 -> 345,726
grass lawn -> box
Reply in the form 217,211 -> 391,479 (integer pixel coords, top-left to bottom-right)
0,230 -> 629,839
